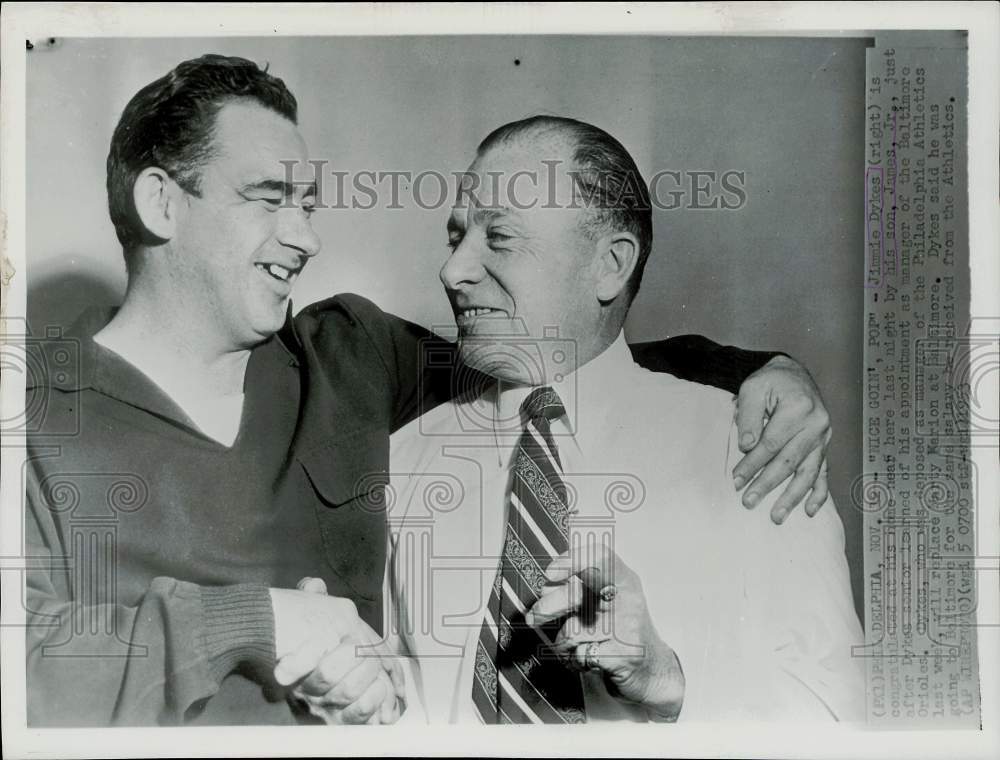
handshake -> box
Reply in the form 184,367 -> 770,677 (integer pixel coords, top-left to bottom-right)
269,578 -> 405,725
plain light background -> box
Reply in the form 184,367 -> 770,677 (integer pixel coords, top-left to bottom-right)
26,35 -> 867,614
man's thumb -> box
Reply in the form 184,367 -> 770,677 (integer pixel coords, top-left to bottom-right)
296,576 -> 328,595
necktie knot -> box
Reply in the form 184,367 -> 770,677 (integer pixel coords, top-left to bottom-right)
520,386 -> 565,427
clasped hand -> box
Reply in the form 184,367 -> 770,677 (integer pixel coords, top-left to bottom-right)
269,578 -> 405,724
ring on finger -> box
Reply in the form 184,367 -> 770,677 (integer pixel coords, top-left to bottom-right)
579,640 -> 602,671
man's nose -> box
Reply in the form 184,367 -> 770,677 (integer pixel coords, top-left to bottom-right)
277,206 -> 321,259
440,239 -> 486,291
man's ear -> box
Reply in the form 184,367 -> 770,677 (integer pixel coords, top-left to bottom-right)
595,231 -> 640,303
132,167 -> 181,242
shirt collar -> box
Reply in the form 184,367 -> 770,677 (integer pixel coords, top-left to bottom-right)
32,306 -> 197,427
491,331 -> 636,457
32,304 -> 301,428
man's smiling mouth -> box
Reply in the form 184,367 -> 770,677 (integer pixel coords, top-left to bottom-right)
455,307 -> 508,326
255,262 -> 300,284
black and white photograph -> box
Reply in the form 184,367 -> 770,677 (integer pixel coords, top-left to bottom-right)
0,3 -> 997,758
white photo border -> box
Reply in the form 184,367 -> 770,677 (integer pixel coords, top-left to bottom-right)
1,3 -> 997,759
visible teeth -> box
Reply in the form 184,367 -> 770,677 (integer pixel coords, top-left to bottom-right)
268,264 -> 291,281
460,307 -> 499,319
258,263 -> 293,282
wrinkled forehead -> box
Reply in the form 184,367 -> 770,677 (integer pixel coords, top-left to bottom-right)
453,136 -> 579,214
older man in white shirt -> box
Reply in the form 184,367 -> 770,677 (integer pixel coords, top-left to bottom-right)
387,115 -> 864,724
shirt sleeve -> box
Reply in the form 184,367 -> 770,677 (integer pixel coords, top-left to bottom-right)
24,464 -> 277,726
741,498 -> 866,721
687,428 -> 866,722
628,335 -> 781,395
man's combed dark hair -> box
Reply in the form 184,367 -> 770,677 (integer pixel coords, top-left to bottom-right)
477,115 -> 653,303
107,54 -> 298,253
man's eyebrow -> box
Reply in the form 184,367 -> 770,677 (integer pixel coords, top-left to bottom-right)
239,179 -> 318,198
447,204 -> 516,234
471,206 -> 513,224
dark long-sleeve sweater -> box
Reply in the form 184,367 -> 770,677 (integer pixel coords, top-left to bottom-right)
24,293 -> 776,726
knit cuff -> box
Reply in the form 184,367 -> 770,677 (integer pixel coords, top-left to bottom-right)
199,584 -> 276,684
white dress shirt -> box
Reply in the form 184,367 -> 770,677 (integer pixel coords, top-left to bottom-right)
387,333 -> 865,723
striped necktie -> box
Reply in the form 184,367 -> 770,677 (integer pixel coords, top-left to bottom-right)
471,386 -> 586,724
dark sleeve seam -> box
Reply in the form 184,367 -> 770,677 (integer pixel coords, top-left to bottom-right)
336,297 -> 398,396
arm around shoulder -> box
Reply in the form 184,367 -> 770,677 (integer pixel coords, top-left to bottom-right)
629,334 -> 780,395
303,293 -> 480,431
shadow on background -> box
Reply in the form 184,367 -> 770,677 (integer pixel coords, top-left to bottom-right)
27,257 -> 124,336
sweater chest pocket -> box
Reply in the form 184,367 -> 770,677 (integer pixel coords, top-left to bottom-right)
297,427 -> 389,602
